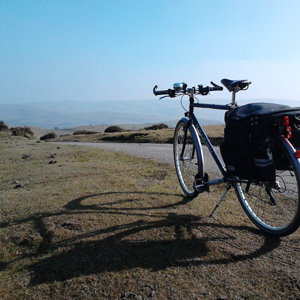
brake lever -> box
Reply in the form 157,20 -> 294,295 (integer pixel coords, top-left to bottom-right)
159,95 -> 169,100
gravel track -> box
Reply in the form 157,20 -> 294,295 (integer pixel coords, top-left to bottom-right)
58,142 -> 223,175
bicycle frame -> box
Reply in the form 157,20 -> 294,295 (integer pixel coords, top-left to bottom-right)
185,95 -> 243,188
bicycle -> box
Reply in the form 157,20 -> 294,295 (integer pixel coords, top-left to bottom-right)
153,79 -> 300,236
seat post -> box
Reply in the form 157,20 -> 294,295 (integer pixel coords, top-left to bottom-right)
231,90 -> 237,106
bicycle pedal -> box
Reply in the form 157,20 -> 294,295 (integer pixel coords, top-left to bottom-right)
195,182 -> 209,193
194,173 -> 209,193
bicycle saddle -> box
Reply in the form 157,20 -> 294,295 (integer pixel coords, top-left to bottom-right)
221,79 -> 251,92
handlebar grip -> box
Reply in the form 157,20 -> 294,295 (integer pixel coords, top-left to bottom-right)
155,89 -> 171,95
153,85 -> 175,97
210,86 -> 223,91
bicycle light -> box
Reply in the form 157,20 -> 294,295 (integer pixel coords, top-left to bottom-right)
282,115 -> 290,126
281,116 -> 292,139
295,150 -> 300,159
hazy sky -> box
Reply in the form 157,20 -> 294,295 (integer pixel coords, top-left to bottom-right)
0,0 -> 300,103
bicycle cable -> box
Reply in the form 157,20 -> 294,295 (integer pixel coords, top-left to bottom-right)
180,94 -> 188,112
180,94 -> 200,112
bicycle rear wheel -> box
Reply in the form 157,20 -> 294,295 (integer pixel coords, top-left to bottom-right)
235,137 -> 300,236
173,119 -> 203,198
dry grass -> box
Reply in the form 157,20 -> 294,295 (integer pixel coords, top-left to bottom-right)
0,134 -> 299,299
53,128 -> 174,144
52,125 -> 225,145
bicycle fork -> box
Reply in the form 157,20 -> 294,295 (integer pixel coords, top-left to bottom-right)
179,121 -> 195,160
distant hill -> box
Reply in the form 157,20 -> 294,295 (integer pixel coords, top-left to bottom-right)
1,98 -> 299,129
0,100 -> 223,129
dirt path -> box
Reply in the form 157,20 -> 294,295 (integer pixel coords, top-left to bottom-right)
56,142 -> 223,175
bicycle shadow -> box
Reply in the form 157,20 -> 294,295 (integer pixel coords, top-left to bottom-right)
20,191 -> 281,285
0,191 -> 281,285
0,191 -> 193,267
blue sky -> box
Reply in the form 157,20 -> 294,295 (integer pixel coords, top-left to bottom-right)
0,0 -> 300,103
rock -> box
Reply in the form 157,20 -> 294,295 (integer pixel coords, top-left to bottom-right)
14,183 -> 24,189
13,180 -> 25,188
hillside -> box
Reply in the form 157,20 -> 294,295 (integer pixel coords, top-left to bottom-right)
0,100 -> 224,129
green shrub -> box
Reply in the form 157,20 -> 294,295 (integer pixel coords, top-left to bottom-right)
104,126 -> 124,133
73,130 -> 97,135
10,126 -> 34,138
40,132 -> 57,140
144,123 -> 168,130
0,121 -> 9,131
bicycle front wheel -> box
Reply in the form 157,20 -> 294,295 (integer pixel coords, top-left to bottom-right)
173,119 -> 203,198
235,137 -> 300,236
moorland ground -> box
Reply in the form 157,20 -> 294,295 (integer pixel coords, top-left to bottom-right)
50,125 -> 224,146
0,132 -> 299,299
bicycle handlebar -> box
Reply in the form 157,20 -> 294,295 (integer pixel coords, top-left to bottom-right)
153,81 -> 223,98
153,86 -> 176,97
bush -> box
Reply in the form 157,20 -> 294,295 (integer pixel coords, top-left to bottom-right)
40,132 -> 57,140
104,126 -> 124,133
10,126 -> 34,138
73,130 -> 97,135
144,123 -> 168,130
0,121 -> 9,131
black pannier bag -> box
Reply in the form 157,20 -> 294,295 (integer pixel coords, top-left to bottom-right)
220,103 -> 300,181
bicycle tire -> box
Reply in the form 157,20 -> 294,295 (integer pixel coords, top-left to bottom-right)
173,119 -> 204,198
234,137 -> 300,236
